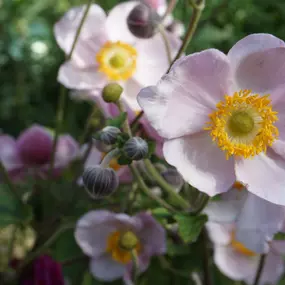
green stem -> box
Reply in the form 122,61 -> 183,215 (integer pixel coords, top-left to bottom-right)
167,0 -> 205,72
253,254 -> 266,285
116,100 -> 132,137
79,106 -> 98,145
19,223 -> 74,270
49,0 -> 93,178
131,249 -> 139,284
143,159 -> 190,210
0,161 -> 22,204
202,229 -> 212,285
158,25 -> 172,65
129,164 -> 175,213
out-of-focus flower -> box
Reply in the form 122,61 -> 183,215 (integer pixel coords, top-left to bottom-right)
207,219 -> 285,284
0,125 -> 79,179
204,182 -> 285,253
20,255 -> 64,285
0,225 -> 36,271
75,210 -> 166,282
138,33 -> 285,205
54,2 -> 180,111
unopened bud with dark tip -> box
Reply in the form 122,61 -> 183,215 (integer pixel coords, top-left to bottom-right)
166,20 -> 185,37
123,137 -> 148,161
99,126 -> 121,145
102,83 -> 123,103
161,169 -> 184,193
82,166 -> 119,199
127,4 -> 159,39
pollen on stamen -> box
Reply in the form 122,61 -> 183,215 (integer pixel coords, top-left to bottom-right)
204,90 -> 279,159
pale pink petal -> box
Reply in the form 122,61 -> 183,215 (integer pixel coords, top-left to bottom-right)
54,4 -> 107,66
106,1 -> 138,43
134,32 -> 181,86
233,47 -> 285,94
0,135 -> 23,171
271,240 -> 285,255
138,50 -> 232,139
57,61 -> 107,90
245,252 -> 284,285
135,212 -> 166,256
140,0 -> 167,11
122,78 -> 142,111
235,192 -> 284,254
16,125 -> 53,165
228,33 -> 285,75
206,222 -> 233,246
214,245 -> 258,281
90,255 -> 126,281
163,132 -> 236,196
235,151 -> 285,205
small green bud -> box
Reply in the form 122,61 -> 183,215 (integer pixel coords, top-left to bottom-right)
102,83 -> 123,103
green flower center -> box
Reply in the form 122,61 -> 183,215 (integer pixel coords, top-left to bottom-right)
119,231 -> 139,251
109,54 -> 125,69
228,111 -> 254,136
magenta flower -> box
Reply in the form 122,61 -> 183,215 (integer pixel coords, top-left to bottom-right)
138,33 -> 285,205
75,210 -> 166,282
0,125 -> 79,179
20,255 -> 64,285
54,2 -> 180,111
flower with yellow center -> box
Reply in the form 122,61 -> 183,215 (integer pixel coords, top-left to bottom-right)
96,41 -> 137,81
205,89 -> 279,159
106,230 -> 141,264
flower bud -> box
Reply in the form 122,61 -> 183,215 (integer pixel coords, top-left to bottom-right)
127,4 -> 159,39
82,166 -> 119,199
166,20 -> 185,37
123,137 -> 148,161
99,126 -> 121,145
161,169 -> 184,193
102,83 -> 123,103
119,231 -> 139,251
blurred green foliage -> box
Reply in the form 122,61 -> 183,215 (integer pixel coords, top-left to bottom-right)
1,0 -> 285,138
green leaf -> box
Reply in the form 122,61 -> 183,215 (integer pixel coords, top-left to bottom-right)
106,112 -> 127,128
0,185 -> 32,227
174,214 -> 208,243
117,154 -> 132,165
167,240 -> 192,256
274,232 -> 285,240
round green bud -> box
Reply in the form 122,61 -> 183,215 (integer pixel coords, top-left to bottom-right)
102,83 -> 123,103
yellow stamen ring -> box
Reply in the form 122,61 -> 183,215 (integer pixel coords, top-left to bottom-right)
106,231 -> 141,264
96,41 -> 137,81
205,90 -> 279,159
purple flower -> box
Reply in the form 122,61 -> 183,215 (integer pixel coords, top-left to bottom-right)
75,210 -> 166,282
0,124 -> 79,179
20,255 -> 64,285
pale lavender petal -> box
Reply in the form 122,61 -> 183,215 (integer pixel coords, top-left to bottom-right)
213,245 -> 258,281
163,132 -> 236,196
141,0 -> 167,11
271,240 -> 285,255
233,47 -> 285,94
0,135 -> 23,171
16,125 -> 53,165
235,151 -> 285,205
54,135 -> 79,168
228,33 -> 285,76
235,192 -> 284,254
106,1 -> 138,43
134,32 -> 181,86
206,222 -> 233,246
54,4 -> 107,66
123,78 -> 142,112
90,255 -> 126,281
135,212 -> 166,256
57,61 -> 107,90
82,145 -> 102,169
245,252 -> 284,285
138,49 -> 231,139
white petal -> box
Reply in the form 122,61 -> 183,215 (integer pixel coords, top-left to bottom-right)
206,222 -> 233,245
90,255 -> 126,281
163,132 -> 236,196
122,78 -> 142,111
235,192 -> 284,254
106,1 -> 138,43
134,32 -> 181,86
214,245 -> 258,281
235,151 -> 285,205
57,61 -> 107,90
